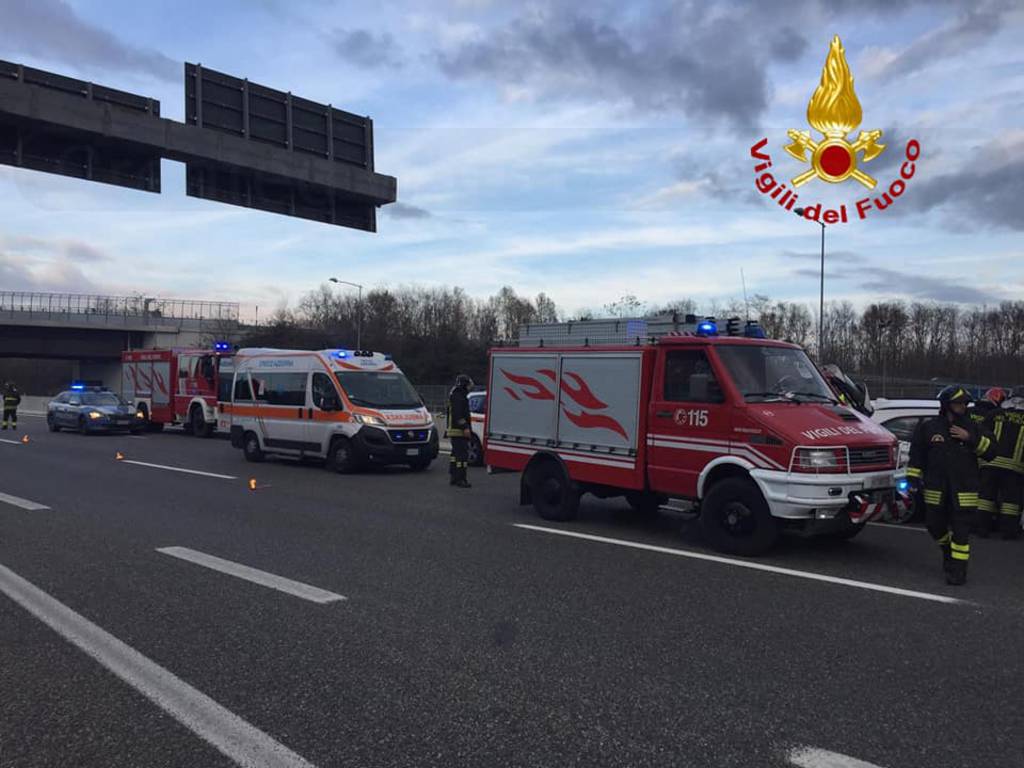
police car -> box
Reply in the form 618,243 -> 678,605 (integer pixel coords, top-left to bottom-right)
47,384 -> 144,434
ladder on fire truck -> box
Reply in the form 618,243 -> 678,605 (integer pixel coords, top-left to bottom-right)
515,315 -> 764,348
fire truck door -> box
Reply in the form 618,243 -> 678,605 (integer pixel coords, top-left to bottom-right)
647,348 -> 733,497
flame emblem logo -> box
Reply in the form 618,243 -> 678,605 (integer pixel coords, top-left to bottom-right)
784,36 -> 885,189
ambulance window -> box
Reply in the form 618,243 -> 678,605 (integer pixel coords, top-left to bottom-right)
663,350 -> 724,403
234,377 -> 253,401
218,372 -> 234,402
312,373 -> 342,411
257,373 -> 307,406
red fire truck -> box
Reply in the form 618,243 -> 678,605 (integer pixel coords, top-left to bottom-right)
485,317 -> 901,555
121,344 -> 233,436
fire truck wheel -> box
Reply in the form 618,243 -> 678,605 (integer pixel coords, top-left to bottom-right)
243,431 -> 265,463
327,437 -> 356,474
190,406 -> 212,438
700,477 -> 778,556
468,435 -> 484,467
529,460 -> 579,522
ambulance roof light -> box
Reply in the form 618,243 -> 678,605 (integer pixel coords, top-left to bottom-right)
332,350 -> 348,359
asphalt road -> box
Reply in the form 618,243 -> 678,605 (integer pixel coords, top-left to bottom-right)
1,415 -> 1023,768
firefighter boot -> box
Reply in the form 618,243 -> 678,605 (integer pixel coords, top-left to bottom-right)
946,540 -> 970,586
454,461 -> 471,489
999,504 -> 1022,540
973,505 -> 994,538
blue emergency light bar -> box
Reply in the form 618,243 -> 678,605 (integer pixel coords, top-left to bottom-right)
696,320 -> 718,336
332,350 -> 348,359
213,341 -> 231,352
70,382 -> 85,391
743,322 -> 766,339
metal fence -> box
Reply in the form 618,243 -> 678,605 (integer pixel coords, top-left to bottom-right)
0,291 -> 240,323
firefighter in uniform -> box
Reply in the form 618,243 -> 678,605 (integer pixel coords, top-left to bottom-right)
972,388 -> 1023,538
993,391 -> 1024,538
2,381 -> 20,430
447,374 -> 473,488
906,386 -> 997,585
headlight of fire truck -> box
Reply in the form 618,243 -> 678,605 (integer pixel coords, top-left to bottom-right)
792,447 -> 847,473
353,413 -> 387,427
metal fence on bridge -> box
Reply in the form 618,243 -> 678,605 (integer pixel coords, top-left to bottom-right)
0,291 -> 240,326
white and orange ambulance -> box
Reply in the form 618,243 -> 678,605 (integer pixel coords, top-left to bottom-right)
221,348 -> 438,472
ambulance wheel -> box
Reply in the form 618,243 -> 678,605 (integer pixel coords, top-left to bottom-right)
529,459 -> 579,522
700,477 -> 778,556
327,437 -> 356,474
242,431 -> 264,463
190,406 -> 212,438
467,435 -> 484,467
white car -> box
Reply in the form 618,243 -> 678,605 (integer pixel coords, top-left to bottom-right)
467,390 -> 487,466
870,398 -> 940,449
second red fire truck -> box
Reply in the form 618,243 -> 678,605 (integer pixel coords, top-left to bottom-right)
121,344 -> 234,435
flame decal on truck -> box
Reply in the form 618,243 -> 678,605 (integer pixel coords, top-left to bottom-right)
561,408 -> 628,440
504,367 -> 627,440
500,369 -> 556,400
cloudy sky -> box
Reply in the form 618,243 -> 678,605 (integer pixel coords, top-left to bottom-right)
1,0 -> 1021,319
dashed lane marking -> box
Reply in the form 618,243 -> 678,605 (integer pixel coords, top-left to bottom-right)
789,745 -> 887,768
121,460 -> 236,480
0,563 -> 318,768
0,492 -> 50,511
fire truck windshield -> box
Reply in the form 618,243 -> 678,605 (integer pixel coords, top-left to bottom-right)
717,346 -> 834,403
336,371 -> 422,409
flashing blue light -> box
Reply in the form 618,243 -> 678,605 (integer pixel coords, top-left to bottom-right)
897,477 -> 910,493
70,383 -> 85,391
696,321 -> 718,336
213,341 -> 231,352
333,350 -> 348,359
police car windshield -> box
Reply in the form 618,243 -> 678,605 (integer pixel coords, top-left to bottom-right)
717,346 -> 834,402
337,372 -> 421,409
80,392 -> 123,406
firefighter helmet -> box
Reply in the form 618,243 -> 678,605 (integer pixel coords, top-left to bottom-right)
937,385 -> 972,410
455,374 -> 473,389
982,387 -> 1007,406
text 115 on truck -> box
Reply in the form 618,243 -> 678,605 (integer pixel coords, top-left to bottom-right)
122,344 -> 234,436
484,317 -> 900,555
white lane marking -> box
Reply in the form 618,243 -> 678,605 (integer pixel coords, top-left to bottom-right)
0,492 -> 50,511
514,524 -> 967,606
867,522 -> 927,533
789,746 -> 886,768
0,438 -> 23,445
18,412 -> 46,418
0,563 -> 317,768
157,547 -> 346,604
122,460 -> 235,480
126,435 -> 148,440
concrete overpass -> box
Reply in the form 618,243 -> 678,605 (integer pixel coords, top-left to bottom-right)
0,291 -> 243,388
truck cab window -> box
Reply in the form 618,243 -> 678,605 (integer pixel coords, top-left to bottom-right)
663,350 -> 724,403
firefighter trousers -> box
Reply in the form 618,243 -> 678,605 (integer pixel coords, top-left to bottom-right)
449,437 -> 469,485
923,488 -> 973,581
1,406 -> 15,429
977,467 -> 1021,536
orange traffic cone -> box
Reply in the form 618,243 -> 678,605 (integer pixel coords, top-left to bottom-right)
20,435 -> 29,444
248,478 -> 257,491
115,451 -> 124,460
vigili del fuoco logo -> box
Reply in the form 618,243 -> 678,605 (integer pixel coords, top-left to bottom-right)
749,35 -> 921,224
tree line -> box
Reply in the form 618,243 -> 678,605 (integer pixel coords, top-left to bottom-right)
242,285 -> 1024,388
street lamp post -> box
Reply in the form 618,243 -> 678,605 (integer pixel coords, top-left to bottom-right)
794,209 -> 827,360
329,277 -> 364,349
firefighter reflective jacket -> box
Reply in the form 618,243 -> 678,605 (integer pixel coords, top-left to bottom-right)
991,404 -> 1024,473
907,414 -> 998,509
969,401 -> 1002,468
2,388 -> 20,408
446,384 -> 470,439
